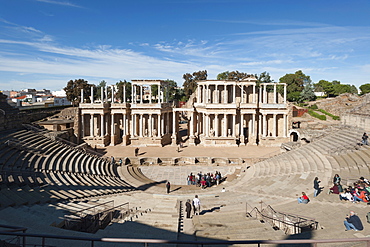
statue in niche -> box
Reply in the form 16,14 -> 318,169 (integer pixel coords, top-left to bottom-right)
153,129 -> 157,136
228,129 -> 231,137
145,129 -> 148,137
210,128 -> 215,137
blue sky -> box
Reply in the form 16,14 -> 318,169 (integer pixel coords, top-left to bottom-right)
1,0 -> 370,91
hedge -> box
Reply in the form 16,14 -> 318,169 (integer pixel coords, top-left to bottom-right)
318,109 -> 340,120
308,110 -> 326,120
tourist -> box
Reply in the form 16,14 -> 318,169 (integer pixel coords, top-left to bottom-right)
297,192 -> 309,204
333,174 -> 341,185
314,177 -> 321,197
344,211 -> 363,231
362,133 -> 369,145
135,147 -> 139,157
359,176 -> 370,186
185,199 -> 192,218
193,195 -> 201,215
200,178 -> 206,189
339,189 -> 354,202
187,173 -> 192,185
111,156 -> 115,165
166,181 -> 171,194
119,158 -> 123,166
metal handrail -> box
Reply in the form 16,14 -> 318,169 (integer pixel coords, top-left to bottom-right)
246,202 -> 318,235
1,231 -> 370,247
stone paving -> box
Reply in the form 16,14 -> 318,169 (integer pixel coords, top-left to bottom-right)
100,145 -> 280,159
101,145 -> 280,185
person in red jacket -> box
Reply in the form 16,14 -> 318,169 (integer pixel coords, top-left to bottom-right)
297,192 -> 309,204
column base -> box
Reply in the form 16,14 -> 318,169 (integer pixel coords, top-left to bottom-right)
188,136 -> 196,146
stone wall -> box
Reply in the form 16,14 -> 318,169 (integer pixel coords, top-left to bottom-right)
310,93 -> 363,116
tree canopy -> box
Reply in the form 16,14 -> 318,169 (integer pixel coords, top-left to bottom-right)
278,70 -> 309,102
217,70 -> 249,81
183,70 -> 207,100
314,80 -> 357,97
360,83 -> 370,95
116,80 -> 132,102
64,79 -> 91,105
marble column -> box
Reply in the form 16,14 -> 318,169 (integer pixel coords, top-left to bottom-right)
101,114 -> 104,137
283,114 -> 287,137
149,86 -> 152,103
223,114 -> 227,137
263,84 -> 267,104
123,85 -> 126,103
232,85 -> 236,103
158,114 -> 161,137
139,114 -> 143,137
197,85 -> 201,103
90,114 -> 94,137
148,114 -> 152,137
273,84 -> 277,104
253,84 -> 256,103
241,85 -> 244,104
161,114 -> 164,135
224,85 -> 227,103
252,113 -> 256,136
215,114 -> 218,137
272,114 -> 276,137
262,114 -> 267,137
172,112 -> 176,136
232,114 -> 236,136
111,113 -> 115,135
240,114 -> 244,137
90,85 -> 94,104
122,114 -> 126,135
259,86 -> 262,103
140,85 -> 143,104
284,84 -> 287,103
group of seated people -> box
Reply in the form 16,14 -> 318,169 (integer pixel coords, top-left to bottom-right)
187,171 -> 223,189
330,174 -> 370,204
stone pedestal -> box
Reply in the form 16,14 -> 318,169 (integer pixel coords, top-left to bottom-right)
188,136 -> 196,146
171,134 -> 177,146
121,135 -> 130,146
239,135 -> 246,146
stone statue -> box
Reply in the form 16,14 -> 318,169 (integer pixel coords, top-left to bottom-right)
153,129 -> 157,136
210,128 -> 215,137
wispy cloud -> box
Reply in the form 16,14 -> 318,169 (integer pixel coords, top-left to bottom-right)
35,0 -> 82,8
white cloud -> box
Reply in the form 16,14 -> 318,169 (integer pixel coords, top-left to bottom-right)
35,0 -> 82,8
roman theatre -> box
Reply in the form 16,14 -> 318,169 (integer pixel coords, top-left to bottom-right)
1,77 -> 370,246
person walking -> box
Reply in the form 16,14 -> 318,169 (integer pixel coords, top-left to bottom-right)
166,181 -> 171,194
135,147 -> 139,157
185,199 -> 192,218
344,211 -> 363,231
314,177 -> 321,197
193,195 -> 201,215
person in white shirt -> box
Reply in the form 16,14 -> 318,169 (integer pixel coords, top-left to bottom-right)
192,195 -> 200,215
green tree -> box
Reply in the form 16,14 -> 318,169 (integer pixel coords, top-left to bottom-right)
64,79 -> 91,106
314,80 -> 335,97
300,79 -> 316,102
116,80 -> 132,102
359,83 -> 370,95
227,71 -> 248,81
333,84 -> 355,95
256,71 -> 274,92
278,70 -> 309,102
217,71 -> 230,80
95,80 -> 107,101
183,70 -> 207,100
